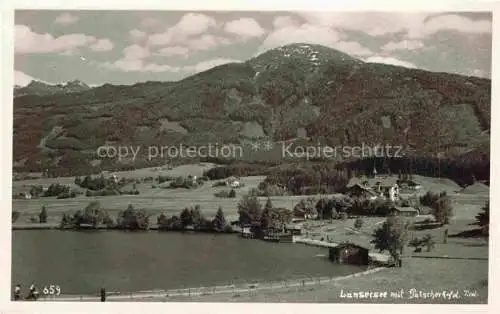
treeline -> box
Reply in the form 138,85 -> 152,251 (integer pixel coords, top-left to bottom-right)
237,195 -> 293,233
203,163 -> 274,180
292,190 -> 452,222
157,206 -> 233,233
21,184 -> 78,199
338,156 -> 489,187
59,201 -> 234,233
203,155 -> 489,196
292,196 -> 396,219
204,163 -> 350,195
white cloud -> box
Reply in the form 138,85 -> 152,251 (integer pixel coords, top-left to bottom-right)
147,13 -> 217,46
365,56 -> 418,69
14,70 -> 36,86
381,39 -> 424,52
175,13 -> 217,36
272,16 -> 298,29
333,41 -> 372,56
224,18 -> 265,38
298,12 -> 428,37
129,29 -> 147,42
155,46 -> 189,57
187,35 -> 230,51
89,39 -> 114,52
297,12 -> 491,39
412,14 -> 492,38
103,57 -> 242,75
54,12 -> 79,25
258,24 -> 342,53
123,44 -> 150,60
14,25 -> 115,54
106,59 -> 180,73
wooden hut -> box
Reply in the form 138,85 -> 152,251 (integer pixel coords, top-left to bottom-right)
329,242 -> 370,265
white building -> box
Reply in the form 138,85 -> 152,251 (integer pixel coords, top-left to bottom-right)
226,176 -> 241,188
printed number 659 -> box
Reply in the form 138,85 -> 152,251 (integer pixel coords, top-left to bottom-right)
42,285 -> 61,295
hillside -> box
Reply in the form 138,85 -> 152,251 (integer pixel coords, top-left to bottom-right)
12,43 -> 491,175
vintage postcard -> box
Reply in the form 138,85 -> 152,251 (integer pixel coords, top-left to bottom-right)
2,0 -> 497,313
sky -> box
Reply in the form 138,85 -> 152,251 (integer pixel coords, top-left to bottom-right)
14,10 -> 492,86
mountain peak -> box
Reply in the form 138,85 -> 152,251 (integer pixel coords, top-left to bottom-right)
14,78 -> 91,97
64,79 -> 90,88
248,43 -> 362,73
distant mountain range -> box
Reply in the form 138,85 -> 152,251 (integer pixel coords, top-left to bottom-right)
14,79 -> 91,97
13,43 -> 491,175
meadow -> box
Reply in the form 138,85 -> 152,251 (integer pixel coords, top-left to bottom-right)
12,163 -> 488,225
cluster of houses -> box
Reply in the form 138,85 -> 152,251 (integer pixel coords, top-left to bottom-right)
237,168 -> 426,266
344,168 -> 422,217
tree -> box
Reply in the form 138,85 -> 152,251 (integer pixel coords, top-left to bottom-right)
260,207 -> 272,231
117,204 -> 150,230
274,208 -> 293,229
60,213 -> 72,228
431,196 -> 453,224
237,194 -> 262,227
39,205 -> 48,223
180,207 -> 193,227
264,197 -> 274,212
409,237 -> 423,251
293,198 -> 316,219
371,216 -> 410,267
212,207 -> 227,232
315,198 -> 337,220
475,201 -> 489,235
421,234 -> 436,252
191,205 -> 203,229
354,218 -> 364,229
71,201 -> 109,228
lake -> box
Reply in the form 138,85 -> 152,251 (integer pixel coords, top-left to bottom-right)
12,230 -> 364,295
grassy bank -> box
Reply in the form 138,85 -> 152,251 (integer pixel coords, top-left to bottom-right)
160,257 -> 487,303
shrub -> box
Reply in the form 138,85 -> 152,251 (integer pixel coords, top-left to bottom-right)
12,211 -> 21,223
29,185 -> 44,198
354,218 -> 364,229
420,191 -> 447,207
214,189 -> 236,198
42,183 -> 71,197
157,175 -> 173,184
56,191 -> 77,199
212,180 -> 227,187
431,196 -> 453,224
168,176 -> 200,189
39,206 -> 48,223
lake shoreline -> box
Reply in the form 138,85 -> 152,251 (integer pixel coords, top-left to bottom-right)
11,223 -> 239,234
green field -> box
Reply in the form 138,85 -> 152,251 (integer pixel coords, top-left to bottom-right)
12,163 -> 339,223
12,164 -> 489,225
